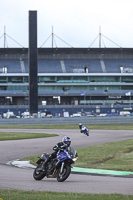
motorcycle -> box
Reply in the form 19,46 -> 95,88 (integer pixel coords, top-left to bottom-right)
33,147 -> 78,182
81,127 -> 89,136
83,129 -> 89,136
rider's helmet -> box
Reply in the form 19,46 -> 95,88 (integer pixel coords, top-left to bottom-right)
62,136 -> 71,147
79,123 -> 82,129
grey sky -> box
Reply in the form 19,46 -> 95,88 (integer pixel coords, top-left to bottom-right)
0,0 -> 133,48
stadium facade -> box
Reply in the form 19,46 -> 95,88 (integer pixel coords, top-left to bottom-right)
0,47 -> 133,116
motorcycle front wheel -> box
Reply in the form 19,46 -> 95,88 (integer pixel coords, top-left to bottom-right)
57,165 -> 71,182
33,165 -> 46,181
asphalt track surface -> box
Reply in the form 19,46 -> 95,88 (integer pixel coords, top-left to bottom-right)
0,129 -> 133,194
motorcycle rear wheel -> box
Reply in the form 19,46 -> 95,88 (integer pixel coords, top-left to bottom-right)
57,165 -> 71,182
33,165 -> 46,180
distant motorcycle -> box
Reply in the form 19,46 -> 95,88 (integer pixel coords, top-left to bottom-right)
81,127 -> 89,136
33,147 -> 78,182
79,124 -> 89,136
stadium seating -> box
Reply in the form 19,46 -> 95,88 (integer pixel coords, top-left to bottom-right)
64,59 -> 102,73
104,59 -> 133,73
38,59 -> 61,73
1,58 -> 133,74
0,59 -> 21,73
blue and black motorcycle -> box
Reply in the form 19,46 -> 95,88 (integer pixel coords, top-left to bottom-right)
33,147 -> 78,182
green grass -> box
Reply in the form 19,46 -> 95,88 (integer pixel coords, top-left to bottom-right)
0,132 -> 58,141
23,139 -> 133,172
20,154 -> 40,164
0,190 -> 132,200
0,123 -> 133,129
75,139 -> 133,171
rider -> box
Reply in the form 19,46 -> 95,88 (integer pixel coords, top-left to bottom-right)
79,123 -> 89,136
41,136 -> 71,171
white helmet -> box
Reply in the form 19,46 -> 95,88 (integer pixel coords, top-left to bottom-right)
79,123 -> 82,129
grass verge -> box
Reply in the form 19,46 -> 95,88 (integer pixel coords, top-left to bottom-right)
0,190 -> 133,200
0,123 -> 133,129
75,139 -> 133,171
0,132 -> 58,141
22,139 -> 133,172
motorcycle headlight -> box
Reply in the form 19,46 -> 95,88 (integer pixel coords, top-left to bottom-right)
72,157 -> 78,162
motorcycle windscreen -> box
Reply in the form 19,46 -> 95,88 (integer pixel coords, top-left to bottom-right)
68,147 -> 78,159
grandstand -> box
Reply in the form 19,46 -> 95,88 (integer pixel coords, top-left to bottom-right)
0,47 -> 133,116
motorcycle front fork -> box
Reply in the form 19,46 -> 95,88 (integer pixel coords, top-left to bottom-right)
60,162 -> 64,174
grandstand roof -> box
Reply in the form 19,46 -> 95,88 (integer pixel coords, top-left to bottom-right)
0,47 -> 133,56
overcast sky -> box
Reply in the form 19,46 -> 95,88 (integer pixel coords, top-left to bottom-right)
0,0 -> 133,48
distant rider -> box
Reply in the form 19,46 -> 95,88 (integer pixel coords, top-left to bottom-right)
41,136 -> 71,171
79,123 -> 89,136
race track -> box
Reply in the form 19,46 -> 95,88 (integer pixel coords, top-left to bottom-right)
0,129 -> 133,194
